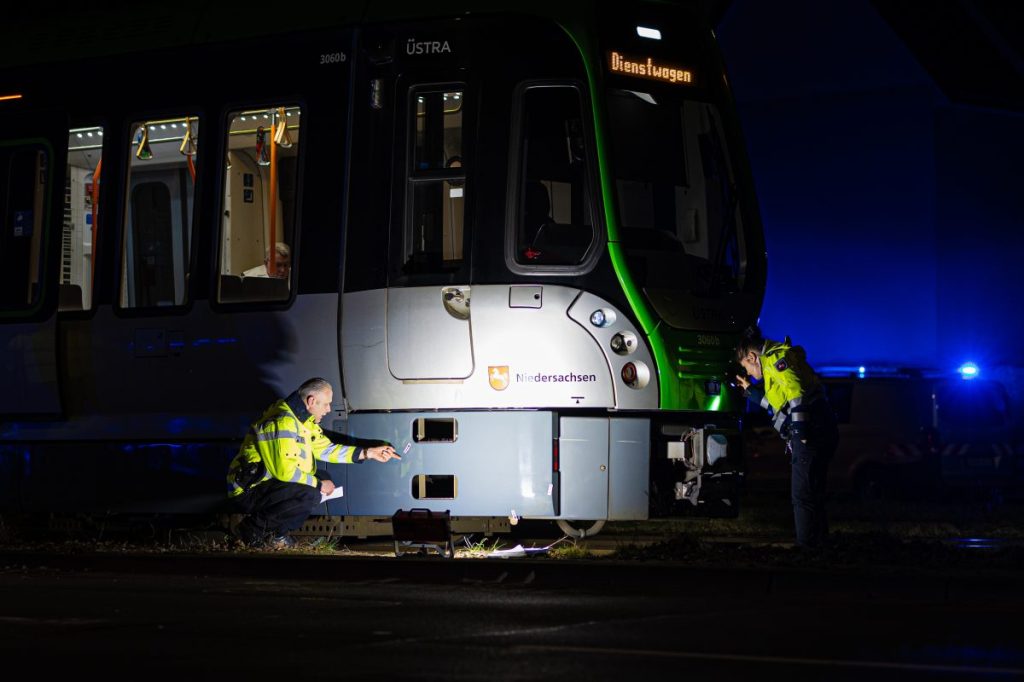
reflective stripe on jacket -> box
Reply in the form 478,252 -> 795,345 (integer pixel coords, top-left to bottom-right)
226,396 -> 362,497
745,337 -> 823,434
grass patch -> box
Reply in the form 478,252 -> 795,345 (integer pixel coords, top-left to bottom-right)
456,536 -> 506,559
547,541 -> 595,560
305,536 -> 343,553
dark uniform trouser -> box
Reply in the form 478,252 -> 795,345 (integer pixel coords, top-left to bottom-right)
788,402 -> 839,548
233,477 -> 322,536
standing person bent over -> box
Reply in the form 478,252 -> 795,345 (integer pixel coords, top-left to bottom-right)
227,377 -> 399,548
735,327 -> 838,549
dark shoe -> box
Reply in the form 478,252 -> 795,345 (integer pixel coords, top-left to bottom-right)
234,518 -> 265,547
268,534 -> 296,550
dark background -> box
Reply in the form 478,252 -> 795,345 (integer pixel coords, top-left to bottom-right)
714,0 -> 1024,375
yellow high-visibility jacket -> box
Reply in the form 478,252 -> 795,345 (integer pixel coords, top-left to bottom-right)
747,337 -> 822,433
227,394 -> 362,497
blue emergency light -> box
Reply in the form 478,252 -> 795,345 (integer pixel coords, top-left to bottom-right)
958,362 -> 979,379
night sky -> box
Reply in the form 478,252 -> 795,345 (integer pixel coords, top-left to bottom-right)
716,0 -> 1024,374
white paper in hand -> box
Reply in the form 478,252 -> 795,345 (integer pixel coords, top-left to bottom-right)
320,486 -> 344,504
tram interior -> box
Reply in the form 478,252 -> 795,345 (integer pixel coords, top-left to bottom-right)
58,107 -> 303,311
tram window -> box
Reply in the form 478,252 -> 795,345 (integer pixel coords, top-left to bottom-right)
120,116 -> 199,309
0,144 -> 48,310
609,93 -> 745,295
217,106 -> 301,304
63,126 -> 103,311
413,90 -> 462,171
404,88 -> 465,275
513,85 -> 594,267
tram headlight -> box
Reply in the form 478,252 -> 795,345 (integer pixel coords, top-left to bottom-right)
590,308 -> 616,327
621,361 -> 650,389
622,362 -> 637,384
610,331 -> 637,355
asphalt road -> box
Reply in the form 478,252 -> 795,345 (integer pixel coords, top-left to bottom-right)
1,551 -> 1021,680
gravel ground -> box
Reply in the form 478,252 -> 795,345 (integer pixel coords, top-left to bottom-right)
2,491 -> 1022,576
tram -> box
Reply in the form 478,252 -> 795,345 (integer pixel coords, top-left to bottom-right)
0,1 -> 766,536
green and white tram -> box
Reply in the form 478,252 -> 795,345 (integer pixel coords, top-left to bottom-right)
0,1 -> 765,536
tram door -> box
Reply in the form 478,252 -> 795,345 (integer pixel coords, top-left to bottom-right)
386,72 -> 474,380
0,115 -> 66,416
124,172 -> 187,307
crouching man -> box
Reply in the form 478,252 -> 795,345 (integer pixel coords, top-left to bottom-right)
227,377 -> 398,548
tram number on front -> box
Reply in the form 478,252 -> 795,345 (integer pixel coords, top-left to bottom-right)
696,334 -> 721,347
319,52 -> 347,65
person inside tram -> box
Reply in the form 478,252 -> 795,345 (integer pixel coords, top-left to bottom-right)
242,241 -> 291,279
227,377 -> 400,549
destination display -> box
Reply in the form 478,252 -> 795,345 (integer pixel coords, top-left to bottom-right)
608,51 -> 694,85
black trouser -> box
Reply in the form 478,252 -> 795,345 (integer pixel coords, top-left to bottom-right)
233,477 -> 321,536
788,402 -> 839,548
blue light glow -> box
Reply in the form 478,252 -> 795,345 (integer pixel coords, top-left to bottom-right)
958,362 -> 979,379
715,2 -> 1024,370
953,537 -> 1002,550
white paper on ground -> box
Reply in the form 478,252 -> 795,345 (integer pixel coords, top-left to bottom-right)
487,543 -> 553,559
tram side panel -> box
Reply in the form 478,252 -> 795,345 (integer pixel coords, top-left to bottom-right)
339,411 -> 555,518
333,412 -> 652,521
341,284 -> 656,520
342,285 -> 658,411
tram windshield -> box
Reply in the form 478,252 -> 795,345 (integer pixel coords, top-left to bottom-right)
607,88 -> 749,306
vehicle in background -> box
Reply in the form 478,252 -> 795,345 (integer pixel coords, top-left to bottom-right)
743,365 -> 1023,502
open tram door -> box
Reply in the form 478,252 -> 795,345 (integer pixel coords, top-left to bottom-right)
0,109 -> 67,417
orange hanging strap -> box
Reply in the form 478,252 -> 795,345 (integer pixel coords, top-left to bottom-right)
273,107 -> 292,148
180,116 -> 197,183
90,157 -> 102,295
135,124 -> 152,159
268,111 -> 279,275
